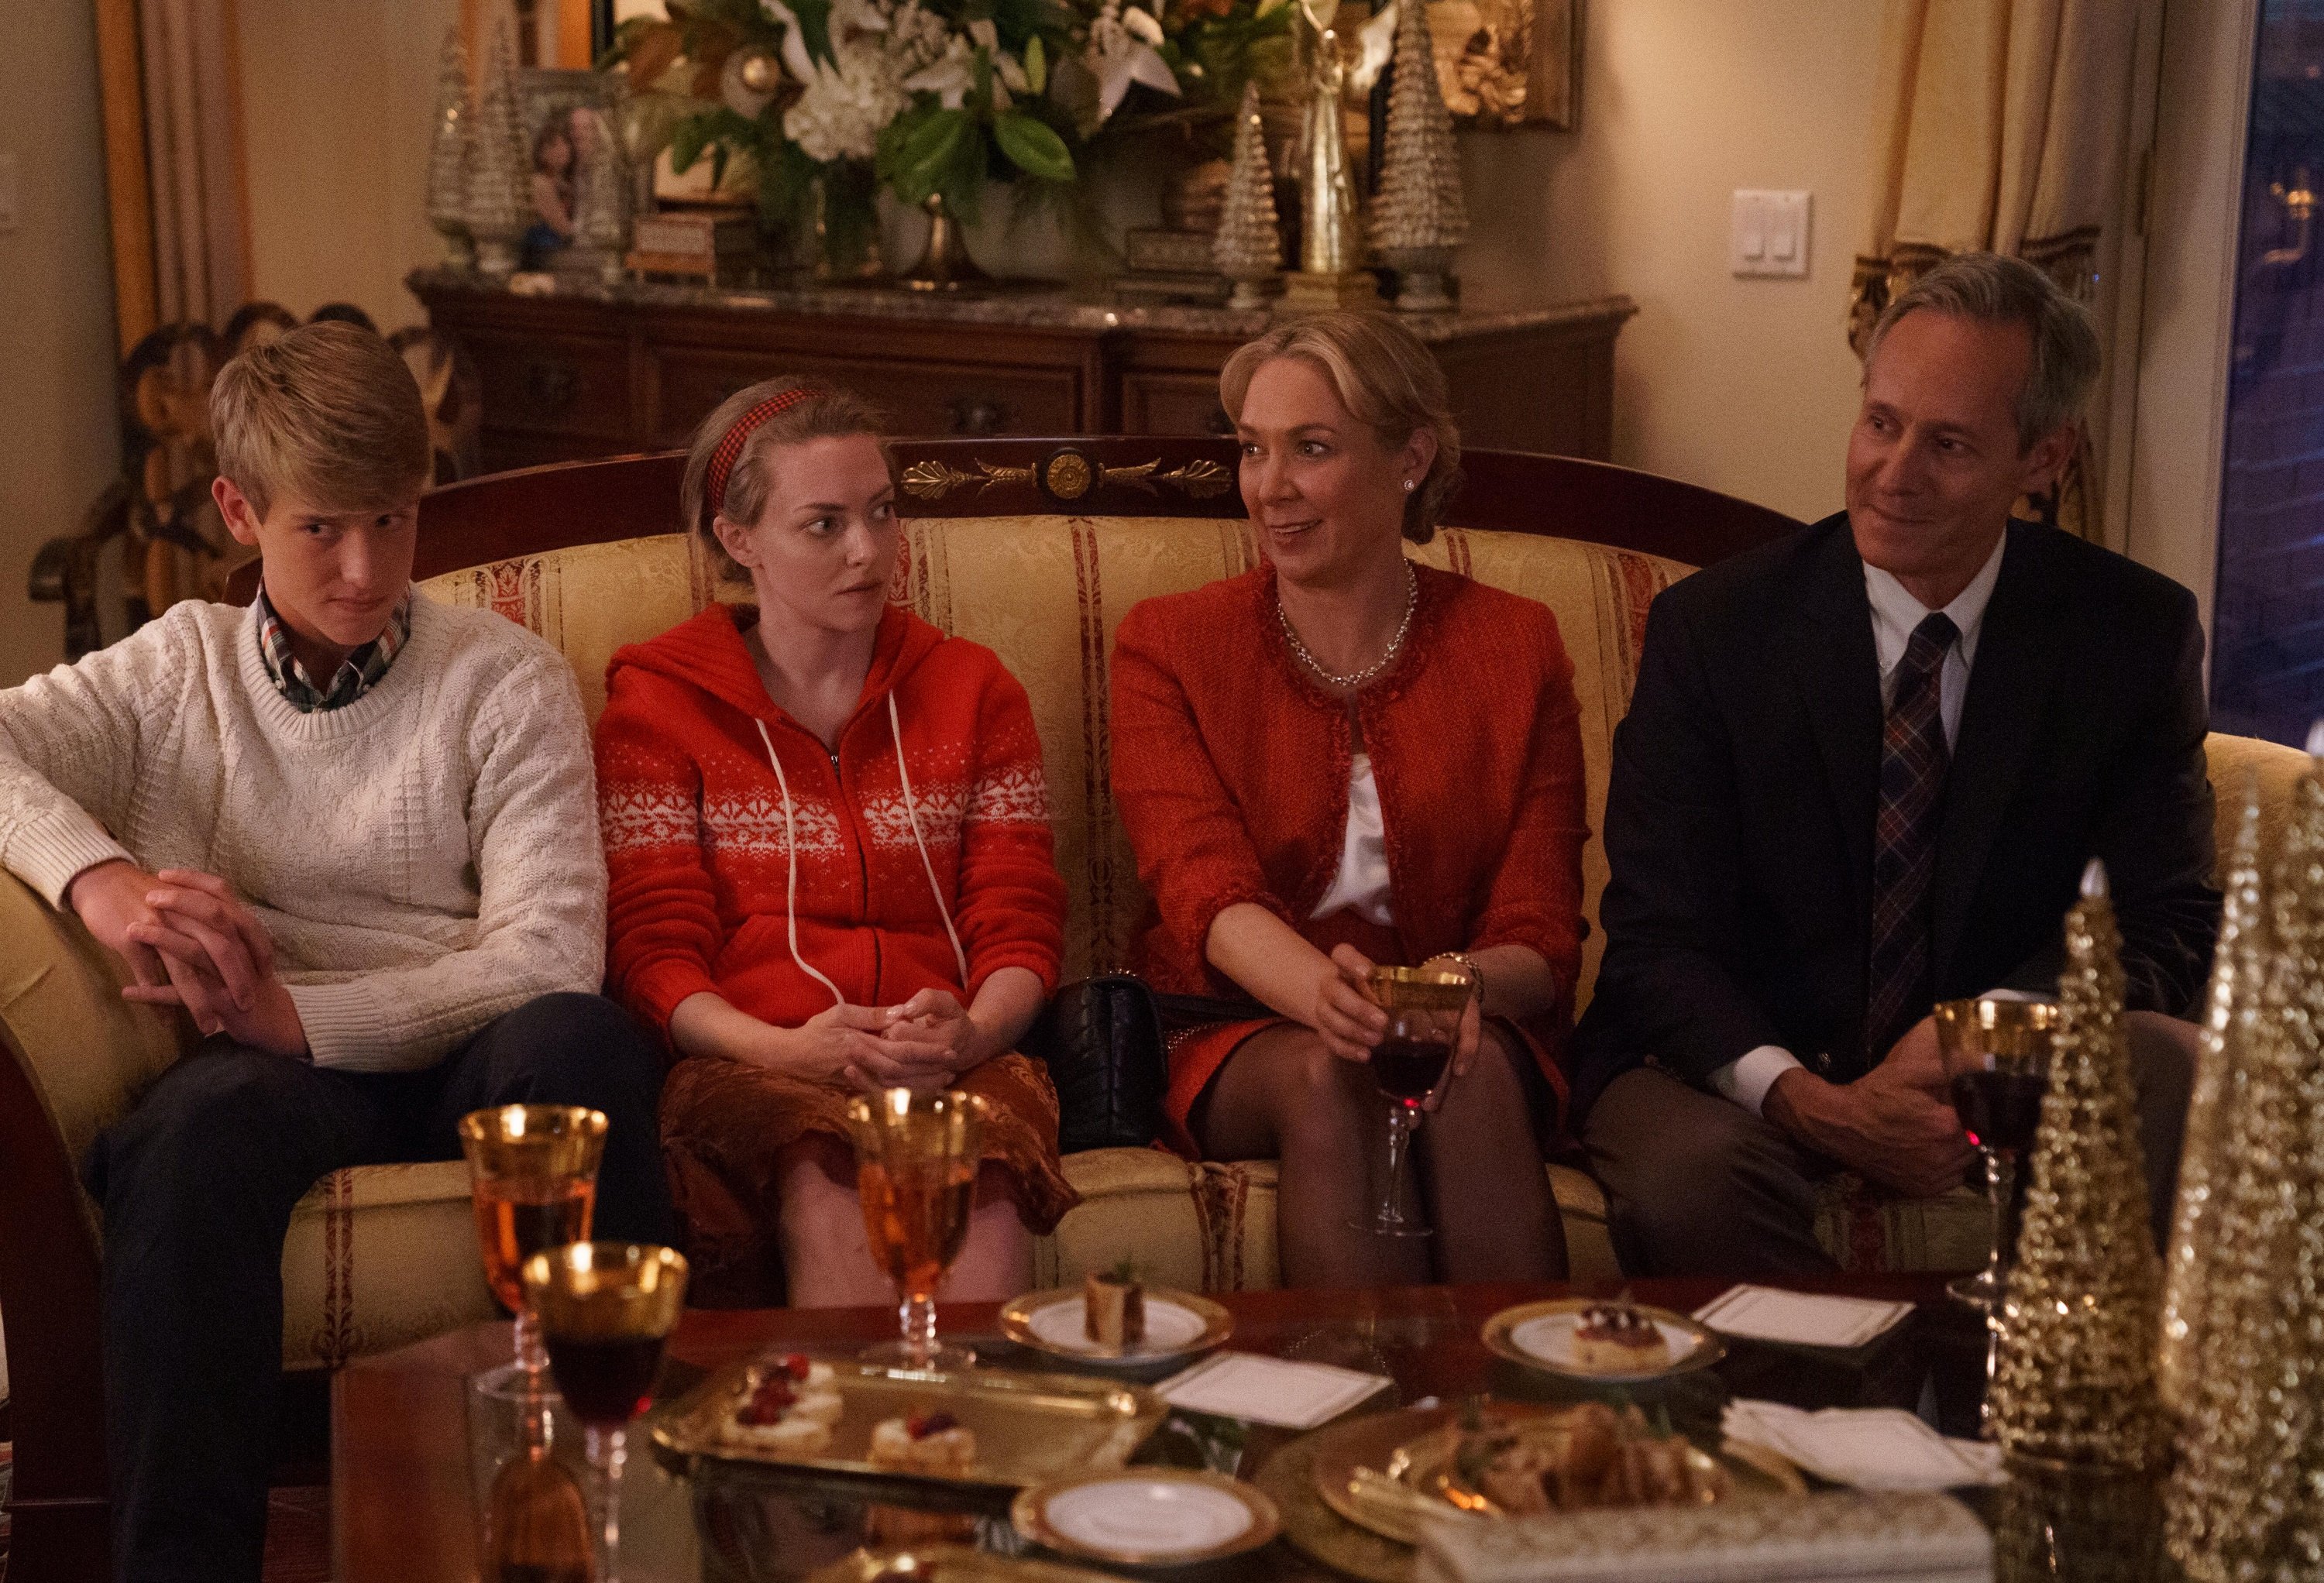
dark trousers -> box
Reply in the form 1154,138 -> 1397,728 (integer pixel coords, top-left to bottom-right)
1581,1011 -> 2198,1278
84,991 -> 676,1583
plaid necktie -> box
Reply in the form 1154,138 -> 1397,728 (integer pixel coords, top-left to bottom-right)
1865,611 -> 1958,1066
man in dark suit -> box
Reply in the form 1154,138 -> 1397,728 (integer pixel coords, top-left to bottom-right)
1573,251 -> 2212,1276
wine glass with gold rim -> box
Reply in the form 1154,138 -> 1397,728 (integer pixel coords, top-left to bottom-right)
846,1087 -> 987,1372
459,1104 -> 607,1397
524,1241 -> 689,1583
1353,964 -> 1474,1238
1934,997 -> 2060,1315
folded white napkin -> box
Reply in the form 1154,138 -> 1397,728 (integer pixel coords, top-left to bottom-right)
1415,1489 -> 1992,1583
1155,1351 -> 1390,1429
1721,1400 -> 2003,1490
1694,1285 -> 1915,1348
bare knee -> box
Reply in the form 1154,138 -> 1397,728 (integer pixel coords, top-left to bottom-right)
775,1137 -> 885,1307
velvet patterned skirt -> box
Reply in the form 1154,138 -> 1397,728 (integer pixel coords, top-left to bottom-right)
661,1051 -> 1080,1308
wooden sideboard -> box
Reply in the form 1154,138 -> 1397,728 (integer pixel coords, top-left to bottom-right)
408,267 -> 1635,472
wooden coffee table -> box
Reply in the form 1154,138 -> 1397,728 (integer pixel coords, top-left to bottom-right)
333,1276 -> 1977,1581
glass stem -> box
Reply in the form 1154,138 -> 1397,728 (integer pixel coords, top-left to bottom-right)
586,1423 -> 627,1581
514,1307 -> 548,1379
902,1290 -> 938,1369
1982,1148 -> 2016,1293
1383,1105 -> 1417,1221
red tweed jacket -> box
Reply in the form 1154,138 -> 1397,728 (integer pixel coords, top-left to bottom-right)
1111,561 -> 1590,1062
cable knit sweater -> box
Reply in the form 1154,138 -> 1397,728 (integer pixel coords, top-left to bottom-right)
0,593 -> 607,1073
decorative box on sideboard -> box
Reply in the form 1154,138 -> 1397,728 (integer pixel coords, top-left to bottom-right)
407,268 -> 1635,472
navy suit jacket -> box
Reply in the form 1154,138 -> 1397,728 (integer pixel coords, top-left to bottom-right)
1569,510 -> 2219,1119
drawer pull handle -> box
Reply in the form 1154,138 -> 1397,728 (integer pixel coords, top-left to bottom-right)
524,361 -> 580,414
950,395 -> 1009,434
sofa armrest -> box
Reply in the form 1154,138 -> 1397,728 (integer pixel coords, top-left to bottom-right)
0,870 -> 185,1192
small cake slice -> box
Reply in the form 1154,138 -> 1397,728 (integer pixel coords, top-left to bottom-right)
1569,1304 -> 1672,1374
1084,1260 -> 1147,1350
868,1409 -> 978,1478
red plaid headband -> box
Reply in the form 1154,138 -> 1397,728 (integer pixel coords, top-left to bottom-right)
705,386 -> 825,525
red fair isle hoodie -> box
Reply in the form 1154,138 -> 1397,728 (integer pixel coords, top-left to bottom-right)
594,602 -> 1066,1041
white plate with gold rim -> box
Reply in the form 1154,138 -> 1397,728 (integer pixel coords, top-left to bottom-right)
1482,1297 -> 1725,1384
1012,1468 -> 1279,1565
999,1286 -> 1233,1368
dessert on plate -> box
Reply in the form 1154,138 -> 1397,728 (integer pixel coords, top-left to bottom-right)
720,1353 -> 844,1457
868,1409 -> 978,1478
1084,1261 -> 1147,1349
1569,1302 -> 1673,1374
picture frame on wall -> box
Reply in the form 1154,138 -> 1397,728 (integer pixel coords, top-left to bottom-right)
1429,0 -> 1578,129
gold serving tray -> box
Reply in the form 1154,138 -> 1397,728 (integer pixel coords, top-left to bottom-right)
651,1358 -> 1166,1495
805,1545 -> 1128,1583
1308,1403 -> 1803,1547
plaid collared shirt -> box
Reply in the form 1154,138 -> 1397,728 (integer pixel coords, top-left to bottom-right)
253,587 -> 412,713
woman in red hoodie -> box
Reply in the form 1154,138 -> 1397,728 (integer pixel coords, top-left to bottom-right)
595,380 -> 1073,1307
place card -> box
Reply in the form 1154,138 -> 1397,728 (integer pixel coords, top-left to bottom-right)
1692,1284 -> 1913,1349
1155,1351 -> 1391,1429
1721,1399 -> 2004,1490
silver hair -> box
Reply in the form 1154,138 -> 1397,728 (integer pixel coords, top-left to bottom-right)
1862,251 -> 2102,453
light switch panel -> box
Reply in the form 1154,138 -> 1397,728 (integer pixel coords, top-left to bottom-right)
1731,189 -> 1810,278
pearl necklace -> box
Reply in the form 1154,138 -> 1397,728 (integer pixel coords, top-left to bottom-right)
1277,563 -> 1418,690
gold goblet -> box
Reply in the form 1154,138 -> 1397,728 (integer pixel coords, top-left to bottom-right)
459,1104 -> 607,1396
1934,998 -> 2060,1315
846,1087 -> 987,1371
524,1241 -> 689,1583
1353,964 -> 1474,1238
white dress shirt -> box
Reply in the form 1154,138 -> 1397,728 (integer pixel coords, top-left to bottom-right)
1710,534 -> 2009,1118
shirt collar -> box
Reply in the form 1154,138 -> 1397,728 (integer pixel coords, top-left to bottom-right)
253,585 -> 414,713
1863,531 -> 2006,677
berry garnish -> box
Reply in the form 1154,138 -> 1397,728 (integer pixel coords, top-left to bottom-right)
906,1410 -> 958,1439
781,1352 -> 813,1382
738,1374 -> 797,1423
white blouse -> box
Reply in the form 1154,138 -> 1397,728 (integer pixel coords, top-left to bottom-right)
1309,752 -> 1394,925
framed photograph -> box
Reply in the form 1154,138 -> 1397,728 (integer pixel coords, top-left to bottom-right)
1429,0 -> 1577,129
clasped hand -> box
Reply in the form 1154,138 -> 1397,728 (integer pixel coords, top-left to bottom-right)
1765,1018 -> 1972,1197
782,987 -> 985,1094
69,860 -> 307,1057
1312,943 -> 1482,1113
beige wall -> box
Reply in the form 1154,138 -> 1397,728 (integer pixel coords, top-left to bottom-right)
238,0 -> 461,329
0,2 -> 121,688
1456,0 -> 1889,523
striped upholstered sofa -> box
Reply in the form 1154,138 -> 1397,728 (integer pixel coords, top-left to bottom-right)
1,438 -> 2304,1571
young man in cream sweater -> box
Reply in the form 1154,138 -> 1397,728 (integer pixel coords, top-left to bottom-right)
0,321 -> 675,1582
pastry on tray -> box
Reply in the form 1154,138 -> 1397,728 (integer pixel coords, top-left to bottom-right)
1084,1260 -> 1147,1349
1569,1302 -> 1673,1374
868,1409 -> 978,1478
1455,1402 -> 1728,1516
720,1353 -> 844,1457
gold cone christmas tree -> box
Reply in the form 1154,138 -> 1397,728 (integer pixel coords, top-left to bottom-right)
1372,0 -> 1466,313
1986,859 -> 2171,1472
2157,771 -> 2269,1416
2164,743 -> 2324,1583
1213,81 -> 1282,311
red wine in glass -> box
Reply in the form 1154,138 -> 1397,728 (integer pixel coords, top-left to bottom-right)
542,1334 -> 668,1428
1949,1069 -> 2047,1153
1373,1035 -> 1454,1102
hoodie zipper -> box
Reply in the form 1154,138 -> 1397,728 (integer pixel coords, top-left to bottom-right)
827,738 -> 880,1000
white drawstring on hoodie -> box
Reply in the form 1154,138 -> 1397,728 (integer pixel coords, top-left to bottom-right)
753,692 -> 971,1011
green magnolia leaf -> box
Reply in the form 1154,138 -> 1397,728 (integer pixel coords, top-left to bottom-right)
669,116 -> 709,174
994,112 -> 1074,182
972,48 -> 995,109
1023,33 -> 1047,94
896,108 -> 973,203
710,143 -> 731,190
789,0 -> 838,65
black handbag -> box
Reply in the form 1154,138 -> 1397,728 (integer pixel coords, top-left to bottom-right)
1022,974 -> 1270,1153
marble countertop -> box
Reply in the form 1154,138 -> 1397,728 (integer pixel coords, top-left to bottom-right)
407,264 -> 1635,341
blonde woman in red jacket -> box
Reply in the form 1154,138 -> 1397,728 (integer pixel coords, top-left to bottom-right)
595,381 -> 1074,1307
1112,314 -> 1584,1287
